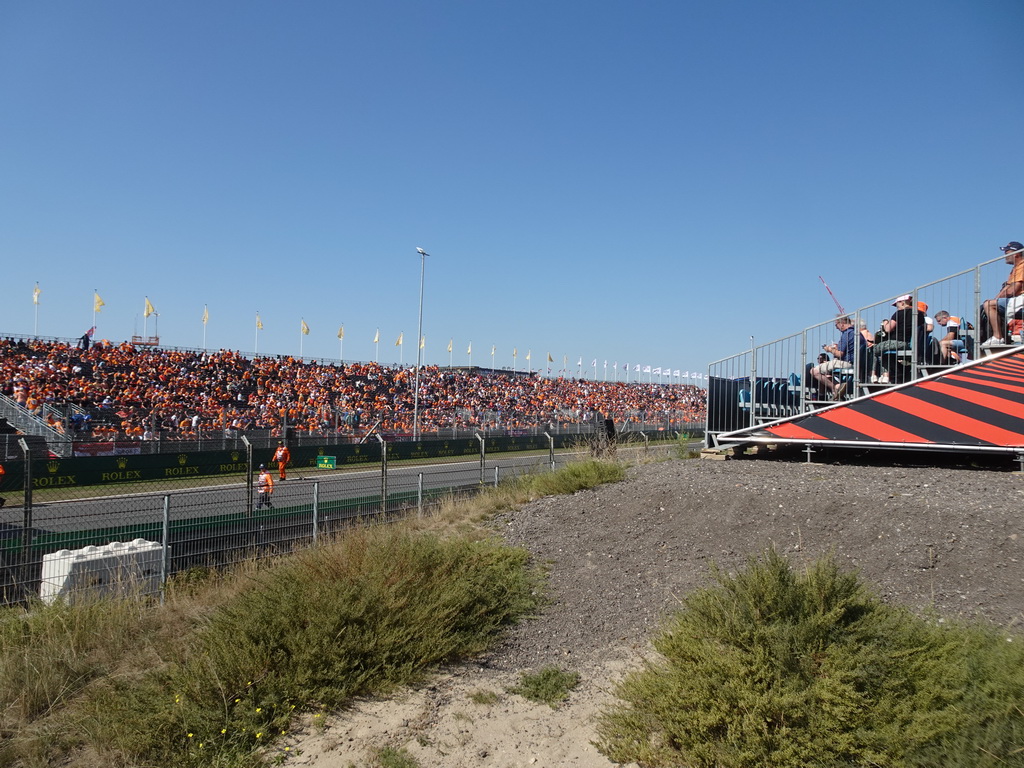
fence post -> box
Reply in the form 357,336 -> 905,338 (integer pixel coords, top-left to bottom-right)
493,466 -> 499,487
475,433 -> 485,484
161,494 -> 171,604
640,431 -> 649,451
544,431 -> 554,470
417,473 -> 423,518
242,435 -> 253,517
376,434 -> 387,513
312,481 -> 319,542
18,438 -> 32,555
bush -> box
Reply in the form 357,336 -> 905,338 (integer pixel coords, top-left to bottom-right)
597,550 -> 1024,768
508,666 -> 581,708
4,527 -> 540,768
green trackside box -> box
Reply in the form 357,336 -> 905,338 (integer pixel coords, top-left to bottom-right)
316,456 -> 337,469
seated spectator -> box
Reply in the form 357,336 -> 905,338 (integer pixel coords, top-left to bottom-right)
918,301 -> 934,334
872,294 -> 924,382
858,319 -> 874,349
981,241 -> 1024,348
933,311 -> 968,362
810,316 -> 864,399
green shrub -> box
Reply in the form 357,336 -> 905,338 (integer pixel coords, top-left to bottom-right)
597,550 -> 1024,768
527,459 -> 625,497
508,666 -> 581,708
24,527 -> 540,768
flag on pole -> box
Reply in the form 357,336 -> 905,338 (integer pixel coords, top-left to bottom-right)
419,335 -> 425,349
144,297 -> 155,318
337,325 -> 344,340
301,319 -> 310,335
202,305 -> 209,325
547,353 -> 553,363
396,332 -> 403,346
256,313 -> 263,330
513,347 -> 517,358
526,350 -> 531,361
94,292 -> 105,312
491,344 -> 496,355
467,341 -> 472,354
86,326 -> 96,337
373,328 -> 380,343
33,283 -> 41,305
447,338 -> 453,353
590,358 -> 597,368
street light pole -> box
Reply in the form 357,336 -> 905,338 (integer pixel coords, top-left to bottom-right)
413,247 -> 428,441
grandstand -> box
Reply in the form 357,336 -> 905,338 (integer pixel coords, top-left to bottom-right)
0,339 -> 706,458
706,247 -> 1024,466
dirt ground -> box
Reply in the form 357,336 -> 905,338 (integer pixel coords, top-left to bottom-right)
283,454 -> 1024,768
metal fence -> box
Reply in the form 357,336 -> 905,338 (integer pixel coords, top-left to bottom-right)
0,428 -> 685,607
1,398 -> 698,459
706,251 -> 1022,445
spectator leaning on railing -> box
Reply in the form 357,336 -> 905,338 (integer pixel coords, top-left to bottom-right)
980,240 -> 1024,348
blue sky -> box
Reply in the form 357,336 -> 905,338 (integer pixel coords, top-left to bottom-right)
1,0 -> 1021,377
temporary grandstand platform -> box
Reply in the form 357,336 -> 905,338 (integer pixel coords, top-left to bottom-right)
713,346 -> 1024,459
705,248 -> 1024,465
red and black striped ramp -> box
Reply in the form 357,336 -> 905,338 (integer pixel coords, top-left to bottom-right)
723,348 -> 1024,452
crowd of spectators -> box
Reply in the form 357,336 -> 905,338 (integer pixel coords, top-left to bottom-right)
1,338 -> 707,443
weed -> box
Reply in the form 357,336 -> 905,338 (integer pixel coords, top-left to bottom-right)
508,667 -> 581,708
467,688 -> 500,706
374,745 -> 421,768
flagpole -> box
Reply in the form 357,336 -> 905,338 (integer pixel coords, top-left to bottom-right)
255,312 -> 260,355
33,283 -> 40,336
202,305 -> 208,350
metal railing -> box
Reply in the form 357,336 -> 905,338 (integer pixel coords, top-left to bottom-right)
706,252 -> 1021,445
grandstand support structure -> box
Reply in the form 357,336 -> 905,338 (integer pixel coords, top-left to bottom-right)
713,346 -> 1024,459
0,393 -> 72,457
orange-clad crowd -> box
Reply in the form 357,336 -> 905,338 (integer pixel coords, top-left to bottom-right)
1,338 -> 706,441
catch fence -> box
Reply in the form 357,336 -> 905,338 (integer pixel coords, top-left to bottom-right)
0,428 -> 687,606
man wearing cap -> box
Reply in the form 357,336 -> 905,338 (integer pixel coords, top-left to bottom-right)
981,241 -> 1024,348
872,294 -> 923,382
256,464 -> 274,510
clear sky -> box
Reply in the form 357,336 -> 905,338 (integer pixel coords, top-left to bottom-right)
1,0 -> 1021,378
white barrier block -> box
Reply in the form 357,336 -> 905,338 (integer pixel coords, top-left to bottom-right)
40,539 -> 164,604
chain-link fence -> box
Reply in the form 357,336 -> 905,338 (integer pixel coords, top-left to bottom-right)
0,427 -> 691,607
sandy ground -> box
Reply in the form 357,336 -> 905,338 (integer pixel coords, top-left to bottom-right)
280,454 -> 1024,768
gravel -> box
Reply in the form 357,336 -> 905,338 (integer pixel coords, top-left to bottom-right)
487,455 -> 1024,674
